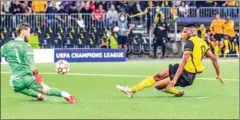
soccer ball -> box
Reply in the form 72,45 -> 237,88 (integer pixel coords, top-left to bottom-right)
55,60 -> 70,75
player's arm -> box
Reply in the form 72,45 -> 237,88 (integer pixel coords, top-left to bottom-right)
210,21 -> 214,34
167,40 -> 193,88
26,46 -> 43,84
205,49 -> 225,85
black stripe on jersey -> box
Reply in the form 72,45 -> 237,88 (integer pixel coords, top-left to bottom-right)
190,53 -> 198,73
184,40 -> 194,52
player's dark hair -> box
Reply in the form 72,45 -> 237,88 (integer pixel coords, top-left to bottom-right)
184,23 -> 196,28
16,23 -> 31,36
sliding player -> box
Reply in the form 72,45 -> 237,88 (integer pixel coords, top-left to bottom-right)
116,23 -> 225,97
1,23 -> 77,103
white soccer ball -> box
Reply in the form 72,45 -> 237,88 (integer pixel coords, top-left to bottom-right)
55,60 -> 70,75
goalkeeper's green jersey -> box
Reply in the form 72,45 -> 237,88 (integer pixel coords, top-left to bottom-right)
1,38 -> 36,79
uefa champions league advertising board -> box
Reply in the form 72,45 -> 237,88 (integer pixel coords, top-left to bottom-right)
54,48 -> 126,62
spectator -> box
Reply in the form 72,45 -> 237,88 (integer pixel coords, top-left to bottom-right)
204,0 -> 214,7
174,0 -> 182,7
93,4 -> 106,28
46,2 -> 58,13
160,1 -> 171,7
61,1 -> 72,13
179,1 -> 189,17
22,0 -> 30,8
9,0 -> 24,14
80,2 -> 93,28
58,4 -> 66,13
106,4 -> 118,27
222,0 -> 238,17
0,5 -> 5,14
129,1 -> 144,20
32,0 -> 47,13
115,1 -> 129,13
21,2 -> 32,14
80,2 -> 93,13
68,3 -> 78,14
117,13 -> 132,58
170,3 -> 178,19
89,1 -> 96,11
147,1 -> 153,7
75,1 -> 84,12
0,1 -> 10,13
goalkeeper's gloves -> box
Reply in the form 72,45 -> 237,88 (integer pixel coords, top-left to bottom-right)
32,69 -> 43,85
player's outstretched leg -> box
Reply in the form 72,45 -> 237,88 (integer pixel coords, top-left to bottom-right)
116,69 -> 183,97
19,88 -> 46,101
39,82 -> 77,104
154,78 -> 184,97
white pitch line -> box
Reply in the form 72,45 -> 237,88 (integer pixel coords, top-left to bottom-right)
1,71 -> 239,81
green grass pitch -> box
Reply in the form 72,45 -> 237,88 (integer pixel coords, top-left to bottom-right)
1,59 -> 239,119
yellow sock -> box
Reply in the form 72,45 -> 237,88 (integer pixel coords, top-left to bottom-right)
235,44 -> 239,55
214,45 -> 219,56
232,42 -> 235,51
223,40 -> 229,57
130,76 -> 156,93
229,41 -> 233,51
162,87 -> 180,95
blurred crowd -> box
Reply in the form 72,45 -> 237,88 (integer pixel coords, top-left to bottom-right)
0,0 -> 239,15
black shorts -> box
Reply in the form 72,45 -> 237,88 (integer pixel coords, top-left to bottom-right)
227,36 -> 234,42
118,36 -> 127,45
169,64 -> 196,87
214,34 -> 223,41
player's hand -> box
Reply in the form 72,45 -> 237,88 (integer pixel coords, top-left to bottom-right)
166,80 -> 177,89
33,69 -> 43,85
216,75 -> 225,85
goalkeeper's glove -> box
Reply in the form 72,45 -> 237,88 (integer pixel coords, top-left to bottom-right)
32,69 -> 43,85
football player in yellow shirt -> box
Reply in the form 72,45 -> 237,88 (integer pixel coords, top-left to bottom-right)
210,14 -> 225,57
116,23 -> 225,97
223,16 -> 236,57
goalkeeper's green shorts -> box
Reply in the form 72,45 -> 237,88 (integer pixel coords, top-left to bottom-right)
10,75 -> 41,92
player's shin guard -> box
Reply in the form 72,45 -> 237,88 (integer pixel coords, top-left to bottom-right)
130,76 -> 156,93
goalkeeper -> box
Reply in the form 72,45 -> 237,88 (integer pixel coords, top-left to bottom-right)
1,23 -> 76,103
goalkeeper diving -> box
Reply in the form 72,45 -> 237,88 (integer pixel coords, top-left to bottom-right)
1,23 -> 76,103
116,23 -> 225,97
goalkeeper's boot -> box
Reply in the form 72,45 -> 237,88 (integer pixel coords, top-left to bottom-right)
64,96 -> 77,104
116,85 -> 134,98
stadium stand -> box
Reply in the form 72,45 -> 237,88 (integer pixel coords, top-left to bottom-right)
0,0 -> 239,57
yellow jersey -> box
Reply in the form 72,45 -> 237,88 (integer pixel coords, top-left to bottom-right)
184,36 -> 210,73
197,28 -> 207,39
227,0 -> 236,6
32,1 -> 47,13
210,19 -> 225,34
224,20 -> 235,37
